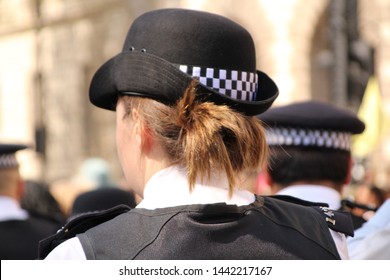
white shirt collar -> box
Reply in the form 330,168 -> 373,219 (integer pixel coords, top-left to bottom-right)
136,165 -> 255,210
0,196 -> 29,222
277,184 -> 341,209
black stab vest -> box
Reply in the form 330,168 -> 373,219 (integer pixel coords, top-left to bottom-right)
59,196 -> 351,259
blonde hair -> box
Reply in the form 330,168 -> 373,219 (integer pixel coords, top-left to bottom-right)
120,80 -> 268,194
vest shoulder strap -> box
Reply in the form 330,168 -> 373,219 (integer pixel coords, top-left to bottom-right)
38,204 -> 130,259
267,195 -> 355,237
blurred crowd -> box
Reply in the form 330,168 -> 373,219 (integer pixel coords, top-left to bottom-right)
0,152 -> 138,260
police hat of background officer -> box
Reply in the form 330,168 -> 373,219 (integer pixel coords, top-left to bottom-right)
257,101 -> 365,151
0,144 -> 28,169
89,8 -> 278,116
70,188 -> 137,219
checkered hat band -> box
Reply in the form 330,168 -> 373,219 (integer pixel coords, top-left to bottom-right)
0,154 -> 19,169
265,127 -> 352,151
178,65 -> 258,101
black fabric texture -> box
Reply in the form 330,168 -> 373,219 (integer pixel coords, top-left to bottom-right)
0,214 -> 60,260
38,204 -> 130,259
75,196 -> 342,260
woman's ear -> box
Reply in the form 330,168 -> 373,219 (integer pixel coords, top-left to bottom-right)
131,108 -> 142,148
141,125 -> 154,153
131,108 -> 153,153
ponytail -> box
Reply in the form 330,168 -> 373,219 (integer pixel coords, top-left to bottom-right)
121,79 -> 268,194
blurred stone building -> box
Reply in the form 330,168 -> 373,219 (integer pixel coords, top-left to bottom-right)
1,0 -> 389,188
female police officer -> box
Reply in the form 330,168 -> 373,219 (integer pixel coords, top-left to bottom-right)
40,8 -> 352,259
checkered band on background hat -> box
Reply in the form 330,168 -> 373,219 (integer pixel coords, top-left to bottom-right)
257,101 -> 365,151
265,127 -> 352,151
0,144 -> 27,169
89,8 -> 278,116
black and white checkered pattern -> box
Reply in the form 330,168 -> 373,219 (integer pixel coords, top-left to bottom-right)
0,154 -> 19,169
178,65 -> 258,101
265,127 -> 352,151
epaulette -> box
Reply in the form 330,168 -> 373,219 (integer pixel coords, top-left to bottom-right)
38,204 -> 130,259
270,195 -> 355,237
314,206 -> 354,237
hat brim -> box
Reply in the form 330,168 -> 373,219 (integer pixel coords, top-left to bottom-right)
0,144 -> 28,154
89,51 -> 278,116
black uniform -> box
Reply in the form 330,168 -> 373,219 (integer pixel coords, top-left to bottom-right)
39,195 -> 353,260
0,213 -> 61,260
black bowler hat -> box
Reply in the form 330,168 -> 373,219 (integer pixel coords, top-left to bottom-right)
89,8 -> 278,116
0,143 -> 28,169
257,101 -> 365,151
